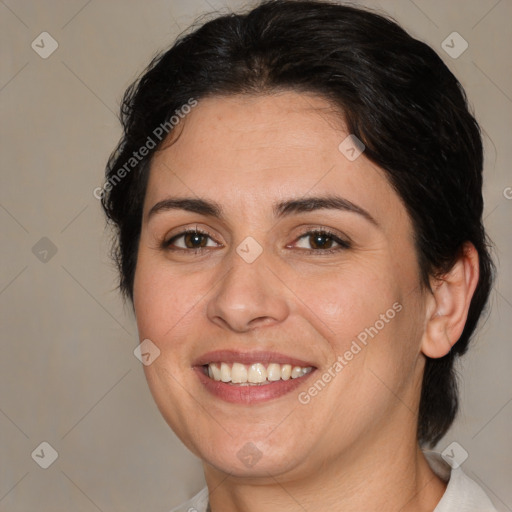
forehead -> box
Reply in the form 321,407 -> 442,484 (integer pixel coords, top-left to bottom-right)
145,92 -> 404,225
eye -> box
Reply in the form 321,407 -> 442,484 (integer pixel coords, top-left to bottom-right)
293,230 -> 350,252
163,229 -> 220,251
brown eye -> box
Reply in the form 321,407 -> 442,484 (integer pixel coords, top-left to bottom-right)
183,232 -> 208,248
308,232 -> 334,249
294,230 -> 350,252
164,230 -> 219,251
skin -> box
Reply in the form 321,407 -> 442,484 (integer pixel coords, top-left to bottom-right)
133,91 -> 479,511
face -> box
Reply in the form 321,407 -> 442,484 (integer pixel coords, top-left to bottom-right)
133,92 -> 429,481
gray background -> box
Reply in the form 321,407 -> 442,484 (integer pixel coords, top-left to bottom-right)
0,0 -> 511,510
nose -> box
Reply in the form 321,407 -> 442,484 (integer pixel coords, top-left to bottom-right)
206,249 -> 290,333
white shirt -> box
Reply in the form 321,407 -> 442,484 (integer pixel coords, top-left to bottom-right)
169,451 -> 497,512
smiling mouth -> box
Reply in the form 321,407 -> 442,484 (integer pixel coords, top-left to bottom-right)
203,362 -> 314,386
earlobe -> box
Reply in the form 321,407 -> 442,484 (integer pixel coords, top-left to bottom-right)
422,299 -> 454,358
421,243 -> 480,359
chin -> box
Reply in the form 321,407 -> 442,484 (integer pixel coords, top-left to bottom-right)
192,429 -> 310,479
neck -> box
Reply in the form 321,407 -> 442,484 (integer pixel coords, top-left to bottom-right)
203,425 -> 446,512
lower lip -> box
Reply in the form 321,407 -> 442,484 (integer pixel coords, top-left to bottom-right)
194,367 -> 316,404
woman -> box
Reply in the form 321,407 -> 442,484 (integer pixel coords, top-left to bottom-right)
101,1 -> 497,510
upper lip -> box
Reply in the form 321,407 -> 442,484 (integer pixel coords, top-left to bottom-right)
193,350 -> 317,368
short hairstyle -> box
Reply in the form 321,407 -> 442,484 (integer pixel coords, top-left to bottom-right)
102,0 -> 494,448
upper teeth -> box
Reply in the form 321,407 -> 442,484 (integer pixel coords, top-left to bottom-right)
207,362 -> 313,385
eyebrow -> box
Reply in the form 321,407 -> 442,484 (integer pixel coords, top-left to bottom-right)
147,195 -> 378,226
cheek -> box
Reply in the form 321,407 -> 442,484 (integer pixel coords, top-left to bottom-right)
291,263 -> 401,350
133,253 -> 206,343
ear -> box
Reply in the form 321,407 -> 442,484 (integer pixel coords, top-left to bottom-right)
421,242 -> 480,358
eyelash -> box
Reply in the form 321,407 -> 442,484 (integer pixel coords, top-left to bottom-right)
162,228 -> 351,254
